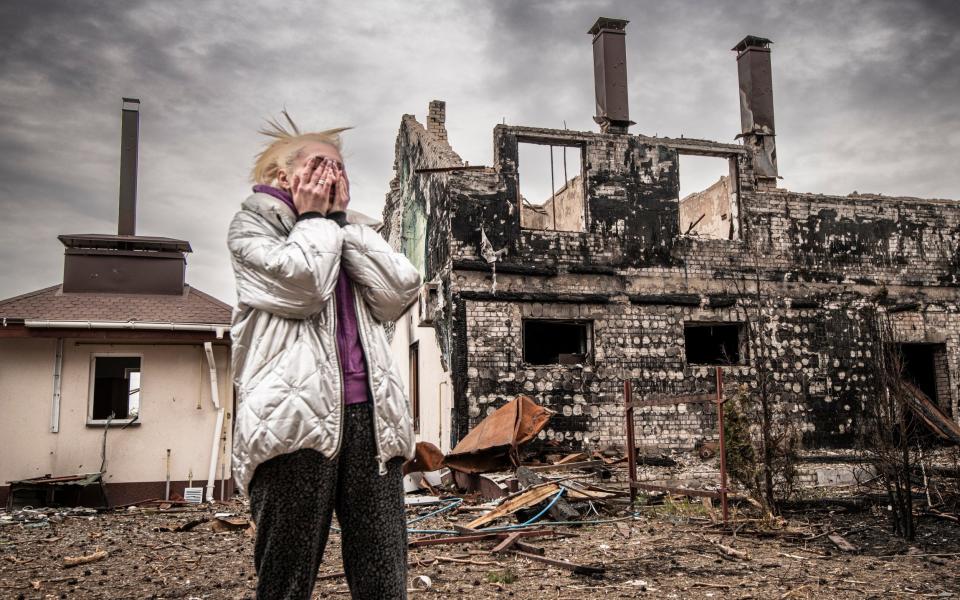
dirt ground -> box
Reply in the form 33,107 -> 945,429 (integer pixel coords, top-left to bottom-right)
2,495 -> 959,600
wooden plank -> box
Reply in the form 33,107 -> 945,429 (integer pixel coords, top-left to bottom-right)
630,482 -> 720,499
828,534 -> 859,553
516,467 -> 580,522
902,382 -> 960,445
466,484 -> 560,529
526,460 -> 605,473
490,532 -> 524,553
555,452 -> 587,465
511,550 -> 605,575
408,530 -> 548,548
561,479 -> 616,500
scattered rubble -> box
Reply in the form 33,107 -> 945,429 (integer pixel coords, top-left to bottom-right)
3,452 -> 959,598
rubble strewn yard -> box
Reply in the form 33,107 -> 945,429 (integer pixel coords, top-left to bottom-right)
3,488 -> 959,599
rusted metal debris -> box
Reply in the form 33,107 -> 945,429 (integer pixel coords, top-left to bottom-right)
444,395 -> 552,475
403,441 -> 446,475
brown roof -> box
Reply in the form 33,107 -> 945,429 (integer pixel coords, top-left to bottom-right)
0,284 -> 232,325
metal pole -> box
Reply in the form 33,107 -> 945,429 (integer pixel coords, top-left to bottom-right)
165,449 -> 171,501
624,380 -> 637,505
716,367 -> 729,526
549,144 -> 557,229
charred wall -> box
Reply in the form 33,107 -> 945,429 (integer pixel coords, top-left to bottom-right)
384,111 -> 960,454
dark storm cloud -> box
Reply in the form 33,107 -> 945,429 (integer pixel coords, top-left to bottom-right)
0,1 -> 958,305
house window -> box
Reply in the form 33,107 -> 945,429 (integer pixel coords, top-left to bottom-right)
684,323 -> 745,365
409,342 -> 420,433
523,319 -> 592,365
677,154 -> 740,240
517,141 -> 586,232
89,356 -> 141,423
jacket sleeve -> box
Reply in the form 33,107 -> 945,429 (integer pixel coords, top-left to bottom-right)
340,224 -> 422,322
227,210 -> 344,318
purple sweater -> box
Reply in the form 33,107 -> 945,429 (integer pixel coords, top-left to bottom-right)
253,185 -> 369,405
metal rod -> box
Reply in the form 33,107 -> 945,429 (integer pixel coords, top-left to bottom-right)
549,144 -> 556,229
50,338 -> 63,433
563,147 -> 568,184
624,380 -> 637,505
165,449 -> 171,501
716,367 -> 729,526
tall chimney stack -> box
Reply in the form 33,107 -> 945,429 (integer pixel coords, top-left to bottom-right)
588,17 -> 634,134
732,36 -> 777,182
118,97 -> 140,236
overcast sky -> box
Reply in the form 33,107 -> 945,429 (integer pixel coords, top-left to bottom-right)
1,0 -> 958,305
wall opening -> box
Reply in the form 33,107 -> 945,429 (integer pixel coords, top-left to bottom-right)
409,341 -> 420,432
896,343 -> 947,406
684,323 -> 745,365
523,319 -> 592,365
517,141 -> 585,232
677,154 -> 740,240
89,356 -> 141,422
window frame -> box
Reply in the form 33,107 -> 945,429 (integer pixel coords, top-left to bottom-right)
409,341 -> 420,433
521,318 -> 594,366
86,353 -> 144,427
675,149 -> 742,240
516,137 -> 588,233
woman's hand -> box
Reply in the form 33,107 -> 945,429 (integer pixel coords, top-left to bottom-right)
331,169 -> 351,213
291,157 -> 341,215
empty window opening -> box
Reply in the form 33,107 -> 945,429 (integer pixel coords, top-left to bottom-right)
684,323 -> 745,365
518,141 -> 585,232
409,341 -> 420,432
523,319 -> 592,365
677,154 -> 740,240
896,343 -> 946,406
90,356 -> 141,422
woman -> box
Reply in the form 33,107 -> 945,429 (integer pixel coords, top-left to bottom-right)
227,114 -> 420,600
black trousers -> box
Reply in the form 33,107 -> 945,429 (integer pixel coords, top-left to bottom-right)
248,403 -> 407,600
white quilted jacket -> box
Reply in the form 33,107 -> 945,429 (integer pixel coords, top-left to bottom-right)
227,192 -> 420,494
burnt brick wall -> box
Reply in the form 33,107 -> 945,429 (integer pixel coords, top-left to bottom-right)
456,283 -> 898,451
385,113 -> 960,454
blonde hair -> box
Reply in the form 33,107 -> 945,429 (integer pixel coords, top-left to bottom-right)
251,110 -> 350,184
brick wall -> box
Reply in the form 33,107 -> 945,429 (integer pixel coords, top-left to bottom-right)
383,109 -> 960,454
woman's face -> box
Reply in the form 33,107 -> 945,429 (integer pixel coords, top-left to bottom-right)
278,141 -> 344,190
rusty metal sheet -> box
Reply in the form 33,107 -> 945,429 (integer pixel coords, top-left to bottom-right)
451,470 -> 508,500
444,395 -> 552,474
402,441 -> 446,475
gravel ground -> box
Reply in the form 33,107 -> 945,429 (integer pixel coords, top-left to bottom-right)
2,497 -> 959,599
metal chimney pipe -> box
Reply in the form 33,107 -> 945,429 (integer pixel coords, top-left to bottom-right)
118,98 -> 140,236
732,36 -> 778,181
588,17 -> 634,134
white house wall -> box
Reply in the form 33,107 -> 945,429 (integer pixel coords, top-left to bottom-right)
391,308 -> 452,453
0,338 -> 232,504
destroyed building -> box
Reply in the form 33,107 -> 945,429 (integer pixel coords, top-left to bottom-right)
384,18 -> 960,458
